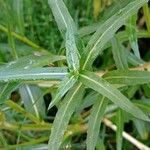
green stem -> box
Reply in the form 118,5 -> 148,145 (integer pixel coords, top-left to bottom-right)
7,137 -> 49,149
143,4 -> 150,34
0,24 -> 49,53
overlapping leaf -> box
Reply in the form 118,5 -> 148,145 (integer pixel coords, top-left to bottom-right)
81,0 -> 148,69
48,74 -> 78,109
87,96 -> 108,150
48,83 -> 84,150
79,70 -> 149,121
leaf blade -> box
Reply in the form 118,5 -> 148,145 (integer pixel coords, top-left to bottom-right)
103,70 -> 150,85
87,96 -> 108,150
48,83 -> 84,150
81,0 -> 148,69
48,74 -> 78,109
79,71 -> 149,121
0,67 -> 68,82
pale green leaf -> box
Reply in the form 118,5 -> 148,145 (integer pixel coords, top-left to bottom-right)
79,71 -> 149,121
48,83 -> 84,150
126,14 -> 140,58
116,109 -> 124,150
65,26 -> 80,71
87,96 -> 108,150
81,0 -> 148,69
111,37 -> 128,70
0,54 -> 65,71
103,70 -> 150,85
48,0 -> 79,71
0,67 -> 67,82
48,74 -> 78,109
13,0 -> 24,35
48,0 -> 76,34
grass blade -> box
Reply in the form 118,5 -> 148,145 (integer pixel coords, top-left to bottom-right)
143,3 -> 150,33
81,0 -> 148,69
48,83 -> 84,150
79,70 -> 149,121
103,70 -> 150,85
0,67 -> 68,82
87,96 -> 108,150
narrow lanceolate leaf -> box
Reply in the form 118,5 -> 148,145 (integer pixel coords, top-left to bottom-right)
127,52 -> 145,66
65,26 -> 80,71
116,109 -> 124,150
81,0 -> 148,69
48,74 -> 78,109
48,0 -> 80,71
79,71 -> 149,121
111,37 -> 128,70
19,84 -> 46,118
126,14 -> 140,59
13,0 -> 25,35
0,82 -> 20,104
87,96 -> 108,150
48,83 -> 84,150
0,67 -> 67,82
48,0 -> 76,34
0,54 -> 65,71
103,70 -> 150,85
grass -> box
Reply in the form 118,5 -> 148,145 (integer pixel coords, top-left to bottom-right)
0,0 -> 150,150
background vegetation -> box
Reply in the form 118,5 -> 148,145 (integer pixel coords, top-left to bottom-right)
0,0 -> 150,149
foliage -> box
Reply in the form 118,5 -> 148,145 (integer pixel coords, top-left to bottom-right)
0,0 -> 150,150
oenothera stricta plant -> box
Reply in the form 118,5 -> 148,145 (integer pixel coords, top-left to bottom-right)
0,0 -> 150,150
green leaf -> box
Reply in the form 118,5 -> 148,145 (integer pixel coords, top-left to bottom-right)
126,14 -> 140,58
65,26 -> 80,71
103,70 -> 150,85
127,52 -> 145,66
143,3 -> 150,33
48,0 -> 76,35
79,70 -> 149,121
0,54 -> 65,71
13,0 -> 24,35
81,0 -> 148,69
116,109 -> 124,150
48,74 -> 78,109
111,37 -> 128,70
5,100 -> 40,123
48,0 -> 79,71
0,67 -> 67,82
76,91 -> 98,113
78,0 -> 132,37
19,84 -> 46,118
0,82 -> 20,104
48,83 -> 84,150
87,96 -> 108,150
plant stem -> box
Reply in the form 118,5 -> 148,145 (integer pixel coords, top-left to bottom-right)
0,24 -> 48,53
103,118 -> 150,150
